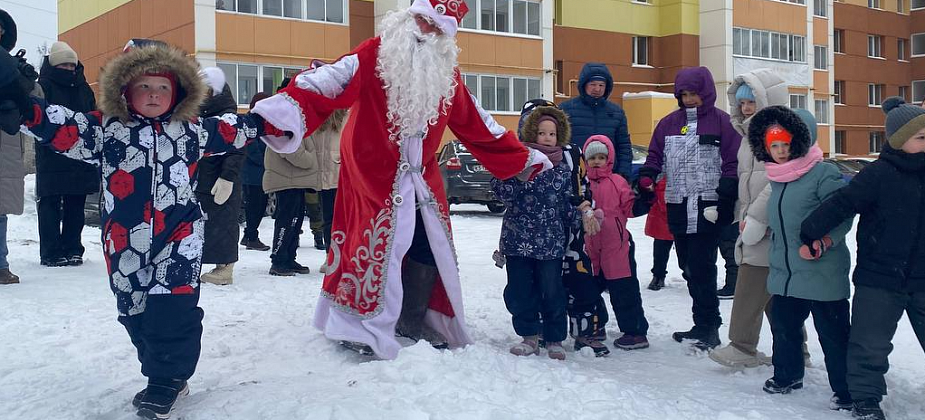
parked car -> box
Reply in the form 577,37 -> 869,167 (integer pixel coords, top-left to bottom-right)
439,140 -> 505,213
631,144 -> 648,182
825,158 -> 862,182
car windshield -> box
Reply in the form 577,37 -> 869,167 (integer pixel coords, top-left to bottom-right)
631,145 -> 648,162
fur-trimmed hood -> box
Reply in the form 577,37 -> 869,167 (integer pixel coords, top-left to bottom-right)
747,106 -> 817,163
726,69 -> 789,135
98,43 -> 206,123
519,106 -> 571,146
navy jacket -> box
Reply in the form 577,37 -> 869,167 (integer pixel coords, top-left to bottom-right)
559,63 -> 632,178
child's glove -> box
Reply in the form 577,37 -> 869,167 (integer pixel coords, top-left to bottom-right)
740,216 -> 768,245
703,206 -> 718,223
798,235 -> 833,260
582,208 -> 602,236
211,178 -> 234,205
636,167 -> 657,192
516,152 -> 553,182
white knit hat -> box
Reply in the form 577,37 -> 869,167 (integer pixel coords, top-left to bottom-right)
407,0 -> 469,37
584,141 -> 609,159
48,41 -> 78,67
199,67 -> 226,97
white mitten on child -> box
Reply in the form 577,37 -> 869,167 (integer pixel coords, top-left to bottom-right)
211,178 -> 234,205
703,206 -> 718,223
740,216 -> 768,245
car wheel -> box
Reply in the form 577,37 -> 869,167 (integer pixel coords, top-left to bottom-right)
486,203 -> 505,213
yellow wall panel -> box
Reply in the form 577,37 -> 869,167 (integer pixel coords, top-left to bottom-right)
558,0 -> 699,37
58,0 -> 134,33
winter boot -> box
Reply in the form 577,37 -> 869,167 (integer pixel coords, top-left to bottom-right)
546,341 -> 567,360
0,268 -> 19,285
709,344 -> 770,368
242,238 -> 271,251
852,399 -> 886,420
339,340 -> 375,356
717,278 -> 736,300
269,264 -> 296,276
395,259 -> 448,349
762,377 -> 803,394
136,378 -> 189,419
614,334 -> 650,350
289,261 -> 311,274
574,337 -> 610,357
40,256 -> 69,267
830,393 -> 854,411
314,232 -> 327,250
647,276 -> 665,291
673,326 -> 720,350
66,255 -> 83,266
200,263 -> 234,285
510,335 -> 540,356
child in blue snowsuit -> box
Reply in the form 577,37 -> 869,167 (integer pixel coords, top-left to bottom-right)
4,40 -> 294,419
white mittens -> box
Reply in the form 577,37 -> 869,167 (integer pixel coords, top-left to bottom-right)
703,206 -> 718,223
211,178 -> 234,205
740,216 -> 768,245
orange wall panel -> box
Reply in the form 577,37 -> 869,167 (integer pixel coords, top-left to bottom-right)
214,13 -> 349,66
813,17 -> 830,46
733,0 -> 808,35
814,71 -> 830,95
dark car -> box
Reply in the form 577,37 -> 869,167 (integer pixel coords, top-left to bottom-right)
439,140 -> 505,213
825,158 -> 863,182
631,144 -> 648,182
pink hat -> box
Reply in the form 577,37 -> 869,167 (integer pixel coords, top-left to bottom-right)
408,0 -> 469,37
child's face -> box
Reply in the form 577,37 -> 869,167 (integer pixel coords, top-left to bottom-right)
681,90 -> 703,108
901,127 -> 925,154
769,141 -> 791,164
587,153 -> 607,168
129,75 -> 173,118
536,120 -> 558,147
740,99 -> 757,117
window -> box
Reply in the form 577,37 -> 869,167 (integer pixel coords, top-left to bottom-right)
554,60 -> 564,94
869,131 -> 884,153
912,33 -> 925,56
834,80 -> 845,104
472,0 -> 540,36
814,0 -> 827,17
899,0 -> 905,13
912,80 -> 925,103
835,131 -> 846,154
914,0 -> 925,9
869,35 -> 883,58
633,36 -> 649,66
464,73 -> 542,112
834,29 -> 844,53
732,27 -> 806,62
633,0 -> 651,3
869,84 -> 884,106
900,86 -> 910,101
899,38 -> 908,60
869,0 -> 882,8
815,99 -> 829,124
217,62 -> 301,105
219,0 -> 345,23
814,45 -> 827,70
779,0 -> 805,3
790,94 -> 807,109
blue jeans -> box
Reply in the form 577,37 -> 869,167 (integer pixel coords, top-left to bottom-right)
0,215 -> 8,270
503,256 -> 567,342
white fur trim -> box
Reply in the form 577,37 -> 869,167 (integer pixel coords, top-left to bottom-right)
294,54 -> 359,99
408,0 -> 459,37
251,93 -> 305,153
468,93 -> 505,138
199,67 -> 226,96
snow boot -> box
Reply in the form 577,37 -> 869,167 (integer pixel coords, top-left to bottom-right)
66,255 -> 83,266
313,232 -> 327,250
546,341 -> 567,360
339,340 -> 375,356
762,377 -> 803,394
395,259 -> 448,349
241,238 -> 271,251
510,335 -> 540,356
200,263 -> 234,285
0,268 -> 19,285
289,261 -> 311,274
830,393 -> 854,411
269,264 -> 296,276
614,334 -> 650,350
136,378 -> 188,419
574,337 -> 610,357
852,399 -> 886,420
717,280 -> 736,300
709,344 -> 770,368
40,256 -> 68,267
673,326 -> 721,350
647,276 -> 665,291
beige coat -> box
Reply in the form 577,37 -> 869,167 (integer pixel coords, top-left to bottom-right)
308,110 -> 346,191
0,85 -> 43,215
263,132 -> 318,194
727,69 -> 789,267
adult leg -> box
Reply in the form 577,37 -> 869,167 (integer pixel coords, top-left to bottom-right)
36,195 -> 63,262
676,232 -> 722,331
810,298 -> 851,398
270,189 -> 305,266
0,215 -> 8,270
242,185 -> 268,241
304,191 -> 324,248
846,285 -> 906,403
396,210 -> 444,344
907,291 -> 925,355
717,223 -> 739,296
60,194 -> 87,259
320,188 -> 336,248
769,295 -> 812,386
727,264 -> 772,356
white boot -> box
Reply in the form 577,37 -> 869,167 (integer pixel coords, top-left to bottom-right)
319,263 -> 327,274
201,263 -> 234,285
709,344 -> 770,368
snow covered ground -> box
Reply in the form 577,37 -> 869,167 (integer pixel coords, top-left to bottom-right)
1,178 -> 923,420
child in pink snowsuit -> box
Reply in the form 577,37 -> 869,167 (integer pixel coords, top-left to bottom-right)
583,134 -> 651,350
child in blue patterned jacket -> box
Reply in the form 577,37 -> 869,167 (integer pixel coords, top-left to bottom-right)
491,106 -> 578,360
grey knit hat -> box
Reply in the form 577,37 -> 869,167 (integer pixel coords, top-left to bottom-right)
883,96 -> 925,149
584,141 -> 608,159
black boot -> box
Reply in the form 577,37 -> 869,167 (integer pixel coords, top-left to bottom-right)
136,378 -> 189,419
717,278 -> 736,300
852,399 -> 886,420
672,326 -> 720,350
314,232 -> 327,250
763,377 -> 804,394
647,276 -> 665,291
395,259 -> 448,349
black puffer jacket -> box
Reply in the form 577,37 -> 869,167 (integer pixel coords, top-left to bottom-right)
35,56 -> 100,196
195,83 -> 244,194
802,144 -> 925,293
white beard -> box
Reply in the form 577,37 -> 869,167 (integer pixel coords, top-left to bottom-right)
376,11 -> 459,141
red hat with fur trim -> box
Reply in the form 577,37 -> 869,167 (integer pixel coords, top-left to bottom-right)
408,0 -> 469,37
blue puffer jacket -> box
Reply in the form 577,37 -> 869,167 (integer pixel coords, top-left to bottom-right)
491,159 -> 578,260
241,140 -> 266,186
559,63 -> 632,177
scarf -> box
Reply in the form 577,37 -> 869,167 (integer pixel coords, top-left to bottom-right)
525,142 -> 563,166
765,145 -> 823,183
